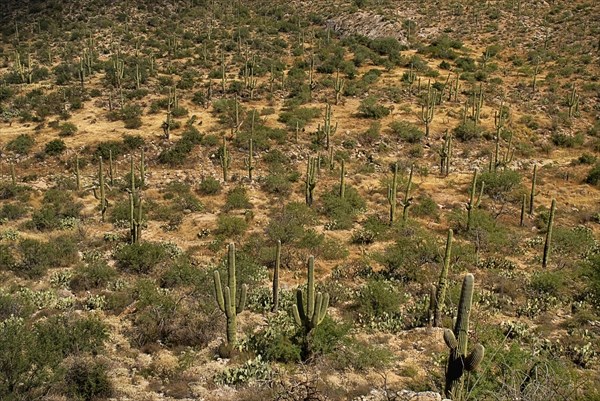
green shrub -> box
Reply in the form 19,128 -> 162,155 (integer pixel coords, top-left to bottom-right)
197,176 -> 221,195
453,121 -> 484,141
357,279 -> 402,318
389,121 -> 424,143
30,189 -> 83,230
6,134 -> 35,155
530,271 -> 565,297
379,227 -> 439,281
44,139 -> 66,155
15,235 -> 79,278
309,316 -> 349,356
122,134 -> 145,150
358,96 -> 390,119
551,132 -> 584,148
224,186 -> 252,210
215,215 -> 248,237
585,163 -> 600,186
59,122 -> 78,137
0,202 -> 27,220
321,186 -> 366,230
70,261 -> 117,291
65,357 -> 113,401
266,202 -> 317,244
115,242 -> 168,274
278,106 -> 321,129
478,170 -> 522,200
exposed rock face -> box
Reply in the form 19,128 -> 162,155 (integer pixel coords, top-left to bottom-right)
326,11 -> 408,44
352,389 -> 449,401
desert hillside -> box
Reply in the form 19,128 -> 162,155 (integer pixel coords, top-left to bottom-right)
0,0 -> 599,400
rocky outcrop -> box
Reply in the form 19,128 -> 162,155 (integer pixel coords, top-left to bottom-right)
326,11 -> 408,44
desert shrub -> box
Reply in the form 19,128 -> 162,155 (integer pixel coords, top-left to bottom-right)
94,141 -> 122,160
65,357 -> 113,401
160,258 -> 210,288
357,279 -> 402,318
0,314 -> 108,400
158,126 -> 202,166
266,202 -> 318,244
122,134 -> 145,150
215,215 -> 248,237
15,235 -> 79,278
369,37 -> 403,56
359,121 -> 381,145
552,226 -> 596,258
585,163 -> 600,186
309,316 -> 349,356
330,338 -> 393,371
115,242 -> 168,274
197,176 -> 221,195
358,96 -> 390,119
412,195 -> 440,220
30,188 -> 83,230
478,170 -> 522,200
530,271 -> 565,298
0,202 -> 27,220
389,121 -> 424,143
321,186 -> 366,230
248,311 -> 302,363
70,261 -> 117,291
0,183 -> 30,201
262,171 -> 293,195
453,121 -> 484,141
6,134 -> 35,155
379,227 -> 438,282
277,106 -> 321,129
551,132 -> 584,148
224,186 -> 252,210
0,244 -> 16,271
59,122 -> 78,137
44,139 -> 66,155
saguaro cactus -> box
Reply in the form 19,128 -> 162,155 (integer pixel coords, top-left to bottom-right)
444,273 -> 485,400
93,157 -> 108,222
220,136 -> 231,182
292,256 -> 329,334
244,138 -> 254,181
400,164 -> 414,224
334,69 -> 345,105
213,243 -> 248,347
529,164 -> 537,215
129,192 -> 142,244
75,156 -> 81,190
542,198 -> 556,269
433,229 -> 453,327
305,156 -> 317,206
387,163 -> 398,225
339,159 -> 345,198
439,130 -> 452,176
272,240 -> 281,312
420,82 -> 436,137
567,85 -> 579,118
466,170 -> 484,231
323,104 -> 337,150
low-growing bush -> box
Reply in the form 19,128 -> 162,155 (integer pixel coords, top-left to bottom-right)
115,242 -> 168,274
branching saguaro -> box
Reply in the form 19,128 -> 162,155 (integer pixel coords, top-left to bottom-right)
433,229 -> 453,327
214,243 -> 248,349
444,273 -> 485,400
305,156 -> 317,206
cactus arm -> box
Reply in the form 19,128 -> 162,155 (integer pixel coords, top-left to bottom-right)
213,271 -> 225,312
236,284 -> 247,314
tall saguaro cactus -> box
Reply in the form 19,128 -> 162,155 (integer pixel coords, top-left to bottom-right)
272,240 -> 281,312
444,273 -> 485,400
292,256 -> 329,334
213,243 -> 248,347
466,170 -> 484,231
433,229 -> 453,327
420,82 -> 436,137
93,156 -> 108,222
305,156 -> 317,206
339,159 -> 345,198
542,198 -> 556,269
387,163 -> 398,225
220,136 -> 231,182
529,164 -> 537,215
400,164 -> 414,224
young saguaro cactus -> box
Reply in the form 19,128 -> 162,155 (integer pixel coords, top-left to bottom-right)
214,243 -> 248,347
433,229 -> 453,327
542,198 -> 556,269
92,156 -> 108,222
129,192 -> 142,244
439,130 -> 452,177
339,159 -> 345,198
400,164 -> 414,224
292,256 -> 329,334
420,81 -> 436,137
305,156 -> 317,206
272,240 -> 281,312
244,138 -> 254,181
466,169 -> 484,231
334,69 -> 345,105
529,164 -> 537,215
387,163 -> 398,225
220,136 -> 231,182
444,273 -> 485,400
